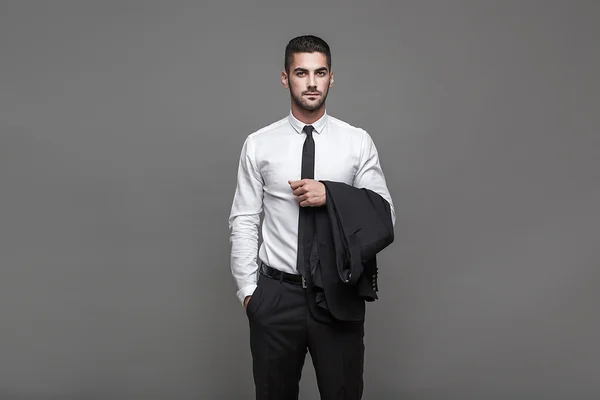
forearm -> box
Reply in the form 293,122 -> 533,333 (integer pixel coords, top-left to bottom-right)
229,214 -> 261,304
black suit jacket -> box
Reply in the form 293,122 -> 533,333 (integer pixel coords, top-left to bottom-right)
305,180 -> 394,324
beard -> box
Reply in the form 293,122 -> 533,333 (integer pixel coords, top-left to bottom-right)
288,79 -> 329,111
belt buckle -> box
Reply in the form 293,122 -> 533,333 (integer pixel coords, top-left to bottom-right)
301,275 -> 307,288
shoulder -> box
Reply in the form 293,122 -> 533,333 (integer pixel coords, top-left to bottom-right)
236,116 -> 288,155
247,117 -> 288,141
328,115 -> 371,142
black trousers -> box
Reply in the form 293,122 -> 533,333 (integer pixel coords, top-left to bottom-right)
246,270 -> 365,399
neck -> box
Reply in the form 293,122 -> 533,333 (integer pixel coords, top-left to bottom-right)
291,102 -> 326,124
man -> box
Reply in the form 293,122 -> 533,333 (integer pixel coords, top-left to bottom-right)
228,35 -> 395,399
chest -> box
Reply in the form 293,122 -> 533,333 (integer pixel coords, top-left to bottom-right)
256,133 -> 360,191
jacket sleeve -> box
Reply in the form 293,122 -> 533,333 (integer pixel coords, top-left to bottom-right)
322,181 -> 394,286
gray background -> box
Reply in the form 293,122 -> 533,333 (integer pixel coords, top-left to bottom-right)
1,1 -> 599,399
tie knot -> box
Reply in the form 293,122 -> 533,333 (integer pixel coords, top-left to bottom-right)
303,125 -> 314,137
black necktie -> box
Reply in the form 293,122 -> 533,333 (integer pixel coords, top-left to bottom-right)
301,125 -> 315,180
296,125 -> 315,278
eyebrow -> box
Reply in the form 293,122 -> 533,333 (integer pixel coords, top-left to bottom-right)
293,67 -> 329,73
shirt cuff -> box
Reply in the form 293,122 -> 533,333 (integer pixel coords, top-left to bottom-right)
237,283 -> 258,305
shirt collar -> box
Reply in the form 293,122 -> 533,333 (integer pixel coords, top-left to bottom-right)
288,110 -> 328,135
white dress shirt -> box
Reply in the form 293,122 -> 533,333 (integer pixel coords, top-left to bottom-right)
228,110 -> 395,304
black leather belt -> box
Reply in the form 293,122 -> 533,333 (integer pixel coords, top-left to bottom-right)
260,262 -> 306,287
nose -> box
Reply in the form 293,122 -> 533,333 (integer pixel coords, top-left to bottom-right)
308,73 -> 317,88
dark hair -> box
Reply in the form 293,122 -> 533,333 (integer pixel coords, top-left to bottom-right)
284,35 -> 331,73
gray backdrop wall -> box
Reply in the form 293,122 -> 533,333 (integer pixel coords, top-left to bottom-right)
1,1 -> 599,399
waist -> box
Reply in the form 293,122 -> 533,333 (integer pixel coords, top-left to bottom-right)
260,262 -> 306,287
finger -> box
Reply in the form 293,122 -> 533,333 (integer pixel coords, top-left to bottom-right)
296,194 -> 307,203
300,199 -> 312,207
296,181 -> 316,192
289,179 -> 308,189
293,187 -> 308,196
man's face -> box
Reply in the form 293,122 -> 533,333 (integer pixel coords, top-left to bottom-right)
282,52 -> 334,112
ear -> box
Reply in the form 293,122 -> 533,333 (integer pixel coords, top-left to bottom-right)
281,70 -> 289,88
329,71 -> 334,88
